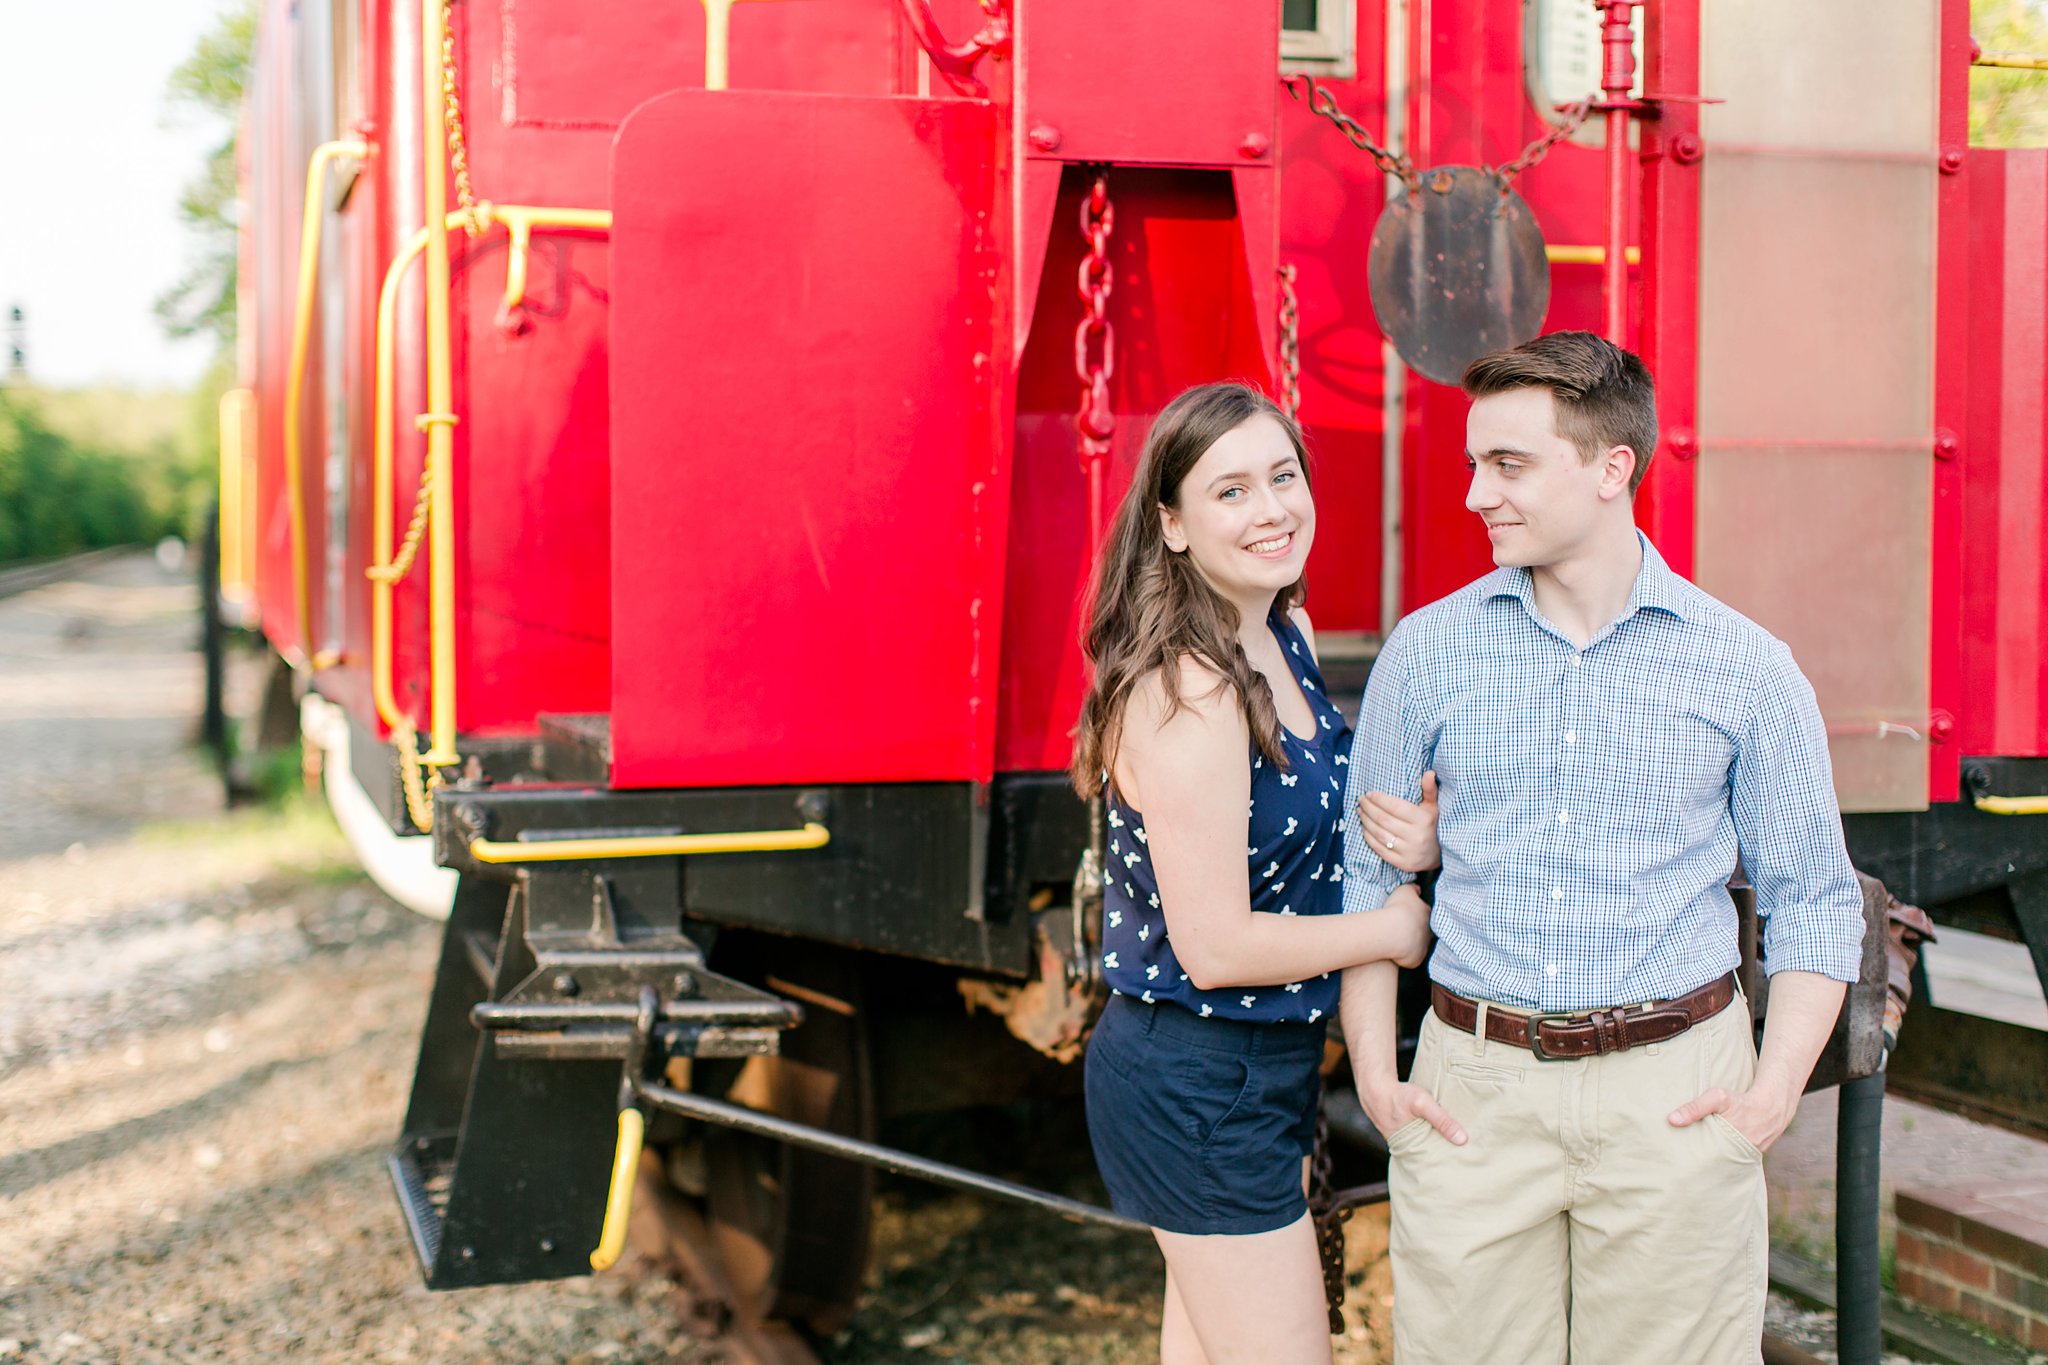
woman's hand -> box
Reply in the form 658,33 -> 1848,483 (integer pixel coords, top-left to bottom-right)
1357,771 -> 1439,873
1380,884 -> 1434,969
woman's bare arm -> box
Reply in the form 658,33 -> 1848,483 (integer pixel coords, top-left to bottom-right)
1120,660 -> 1430,991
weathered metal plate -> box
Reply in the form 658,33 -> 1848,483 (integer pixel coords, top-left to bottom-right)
1367,165 -> 1551,385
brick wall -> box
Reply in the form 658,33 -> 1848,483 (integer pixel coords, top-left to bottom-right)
1895,1181 -> 2048,1352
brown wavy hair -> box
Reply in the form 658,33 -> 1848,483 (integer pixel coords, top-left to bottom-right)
1069,382 -> 1310,799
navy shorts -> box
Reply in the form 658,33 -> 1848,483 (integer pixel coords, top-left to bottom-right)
1083,993 -> 1324,1235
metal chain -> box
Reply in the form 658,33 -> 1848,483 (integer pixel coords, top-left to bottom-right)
1493,98 -> 1596,187
1308,1111 -> 1348,1334
440,0 -> 485,237
393,718 -> 442,833
1283,75 -> 1419,193
366,454 -> 434,586
1074,172 -> 1115,473
1285,74 -> 1593,194
1276,264 -> 1302,420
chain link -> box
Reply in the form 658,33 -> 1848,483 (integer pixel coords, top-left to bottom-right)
1284,75 -> 1419,193
440,0 -> 485,238
1276,264 -> 1302,420
1074,172 -> 1115,472
1285,74 -> 1593,195
1493,98 -> 1596,187
393,718 -> 443,833
1308,1111 -> 1348,1334
367,453 -> 434,586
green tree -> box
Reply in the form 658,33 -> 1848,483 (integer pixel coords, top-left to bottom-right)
1973,0 -> 2048,147
0,395 -> 162,563
156,2 -> 260,351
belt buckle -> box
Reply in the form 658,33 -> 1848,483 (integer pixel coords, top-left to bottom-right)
1523,1011 -> 1576,1061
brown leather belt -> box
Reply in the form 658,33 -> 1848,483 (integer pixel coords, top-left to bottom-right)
1429,973 -> 1737,1061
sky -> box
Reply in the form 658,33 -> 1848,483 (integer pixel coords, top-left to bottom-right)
0,1 -> 236,391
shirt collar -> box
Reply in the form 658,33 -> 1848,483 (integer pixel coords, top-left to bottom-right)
1483,530 -> 1691,626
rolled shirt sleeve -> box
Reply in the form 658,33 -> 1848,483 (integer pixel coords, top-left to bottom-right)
1341,620 -> 1428,915
1728,641 -> 1866,982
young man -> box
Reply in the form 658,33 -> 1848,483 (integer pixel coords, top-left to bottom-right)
1339,331 -> 1865,1364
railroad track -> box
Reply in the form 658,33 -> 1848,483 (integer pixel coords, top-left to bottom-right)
0,546 -> 135,599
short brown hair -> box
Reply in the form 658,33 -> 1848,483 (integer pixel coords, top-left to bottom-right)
1461,331 -> 1659,493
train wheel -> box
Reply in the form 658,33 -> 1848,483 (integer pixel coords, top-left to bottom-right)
703,950 -> 875,1336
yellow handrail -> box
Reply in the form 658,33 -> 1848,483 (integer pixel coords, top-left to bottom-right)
1545,244 -> 1642,266
1975,794 -> 2048,815
589,1107 -> 645,1272
217,387 -> 255,602
365,204 -> 613,760
1975,50 -> 2048,71
469,823 -> 833,865
284,139 -> 371,666
423,0 -> 458,764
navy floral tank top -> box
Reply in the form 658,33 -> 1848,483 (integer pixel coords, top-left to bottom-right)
1099,610 -> 1352,1024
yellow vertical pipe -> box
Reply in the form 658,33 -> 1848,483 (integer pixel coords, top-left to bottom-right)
284,140 -> 370,665
370,224 -> 436,733
217,388 -> 251,596
422,0 -> 459,765
702,0 -> 735,89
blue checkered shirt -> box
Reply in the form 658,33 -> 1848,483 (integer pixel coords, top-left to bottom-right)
1340,533 -> 1864,1012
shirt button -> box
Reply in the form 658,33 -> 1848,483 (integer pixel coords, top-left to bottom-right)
1557,810 -> 1571,824
1545,963 -> 1559,977
1564,729 -> 1577,744
1552,887 -> 1565,901
1570,653 -> 1583,668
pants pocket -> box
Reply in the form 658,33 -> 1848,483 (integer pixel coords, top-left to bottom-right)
1387,1116 -> 1434,1153
1178,1049 -> 1256,1148
1705,1112 -> 1764,1164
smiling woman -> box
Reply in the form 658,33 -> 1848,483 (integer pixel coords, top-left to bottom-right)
1068,382 -> 1439,1365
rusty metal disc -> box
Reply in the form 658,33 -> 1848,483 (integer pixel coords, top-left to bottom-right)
1367,165 -> 1551,386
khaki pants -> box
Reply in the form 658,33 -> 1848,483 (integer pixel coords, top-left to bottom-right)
1386,997 -> 1768,1365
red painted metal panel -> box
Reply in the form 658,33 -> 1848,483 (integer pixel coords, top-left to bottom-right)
608,90 -> 1001,788
1636,0 -> 1701,579
1927,0 -> 1972,801
995,168 -> 1273,774
1019,0 -> 1277,168
499,0 -> 907,129
1961,150 -> 2048,765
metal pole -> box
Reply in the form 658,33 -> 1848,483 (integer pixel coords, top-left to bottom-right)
635,1080 -> 1151,1234
1599,1 -> 1639,344
1835,1069 -> 1886,1365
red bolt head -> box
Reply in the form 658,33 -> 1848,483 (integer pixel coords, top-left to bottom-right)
1239,131 -> 1272,159
1929,711 -> 1955,744
1940,148 -> 1966,174
1027,124 -> 1061,153
1667,426 -> 1699,460
1935,428 -> 1960,461
1671,133 -> 1704,165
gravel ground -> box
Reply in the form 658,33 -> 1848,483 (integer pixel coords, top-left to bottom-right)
0,555 -> 1396,1364
0,552 -> 2020,1365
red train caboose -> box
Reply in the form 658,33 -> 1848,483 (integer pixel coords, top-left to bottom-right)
220,0 -> 2047,1336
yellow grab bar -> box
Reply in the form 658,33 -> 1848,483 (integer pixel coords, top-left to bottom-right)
589,1106 -> 645,1272
1975,794 -> 2048,815
284,139 -> 371,666
470,822 -> 832,865
366,204 -> 613,746
1545,244 -> 1641,266
1975,50 -> 2048,70
217,388 -> 255,601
